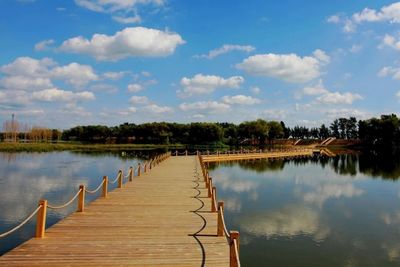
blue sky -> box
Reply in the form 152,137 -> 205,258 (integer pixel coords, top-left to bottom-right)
1,0 -> 400,129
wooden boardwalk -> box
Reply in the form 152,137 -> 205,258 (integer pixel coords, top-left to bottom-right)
0,156 -> 229,266
202,149 -> 315,163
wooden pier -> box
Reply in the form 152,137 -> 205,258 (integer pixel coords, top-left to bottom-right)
0,153 -> 239,266
1,148 -> 326,266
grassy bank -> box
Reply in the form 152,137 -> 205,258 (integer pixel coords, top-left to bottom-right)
0,142 -> 187,152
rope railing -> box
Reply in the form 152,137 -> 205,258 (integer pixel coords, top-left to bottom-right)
108,171 -> 122,185
85,179 -> 105,194
47,189 -> 82,210
198,154 -> 241,267
0,206 -> 41,238
0,152 -> 172,240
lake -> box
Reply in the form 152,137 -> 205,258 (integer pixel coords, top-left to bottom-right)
1,151 -> 400,266
209,153 -> 400,267
0,151 -> 148,255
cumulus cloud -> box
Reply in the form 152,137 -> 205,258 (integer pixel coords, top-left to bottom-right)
51,62 -> 98,87
0,57 -> 98,88
143,104 -> 173,114
299,79 -> 329,97
178,74 -> 244,97
59,27 -> 185,61
221,95 -> 261,105
102,71 -> 128,80
380,34 -> 400,50
352,2 -> 400,23
329,2 -> 400,33
195,44 -> 255,59
1,57 -> 55,77
0,76 -> 53,91
378,66 -> 400,80
236,50 -> 328,83
317,92 -> 363,104
34,39 -> 55,51
179,101 -> 230,113
127,83 -> 144,92
31,88 -> 95,102
129,95 -> 149,104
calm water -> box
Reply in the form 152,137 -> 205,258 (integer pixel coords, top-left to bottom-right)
209,154 -> 400,267
0,151 -> 149,255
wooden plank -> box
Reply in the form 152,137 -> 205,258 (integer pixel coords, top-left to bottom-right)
0,156 -> 229,266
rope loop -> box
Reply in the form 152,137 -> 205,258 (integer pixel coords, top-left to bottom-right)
0,206 -> 41,238
47,189 -> 82,210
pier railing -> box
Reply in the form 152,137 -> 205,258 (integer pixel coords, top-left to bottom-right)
198,154 -> 241,267
0,152 -> 171,239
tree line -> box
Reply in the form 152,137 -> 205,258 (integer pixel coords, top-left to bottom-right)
2,114 -> 399,151
59,114 -> 400,151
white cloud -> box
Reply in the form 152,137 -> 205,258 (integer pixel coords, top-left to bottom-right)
221,95 -> 261,105
262,109 -> 287,120
378,66 -> 400,80
298,79 -> 329,97
250,86 -> 261,95
195,44 -> 255,59
380,34 -> 400,50
317,92 -> 363,104
1,57 -> 55,77
31,88 -> 95,102
143,104 -> 173,114
102,71 -> 127,80
179,101 -> 231,113
327,15 -> 340,24
324,108 -> 369,120
75,0 -> 165,12
112,14 -> 141,24
34,39 -> 55,51
352,2 -> 400,23
129,95 -> 149,104
59,27 -> 185,61
1,57 -> 98,88
178,74 -> 244,97
127,83 -> 144,92
396,91 -> 400,100
0,76 -> 53,90
313,49 -> 330,64
236,50 -> 327,83
51,62 -> 98,87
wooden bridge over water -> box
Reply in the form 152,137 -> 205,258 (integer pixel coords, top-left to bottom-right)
0,148 -> 329,266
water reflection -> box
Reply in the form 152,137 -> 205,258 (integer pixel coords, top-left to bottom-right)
210,154 -> 400,267
0,151 -> 145,256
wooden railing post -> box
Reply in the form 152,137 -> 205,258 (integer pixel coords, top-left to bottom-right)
129,167 -> 133,182
217,201 -> 224,236
144,162 -> 147,173
138,163 -> 141,176
35,199 -> 47,238
78,185 -> 85,212
208,177 -> 213,197
118,170 -> 123,188
211,187 -> 217,212
102,176 -> 108,197
230,231 -> 240,267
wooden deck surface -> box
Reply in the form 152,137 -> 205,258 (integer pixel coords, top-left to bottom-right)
0,156 -> 229,266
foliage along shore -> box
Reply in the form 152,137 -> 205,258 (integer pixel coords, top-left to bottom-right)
0,142 -> 189,152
